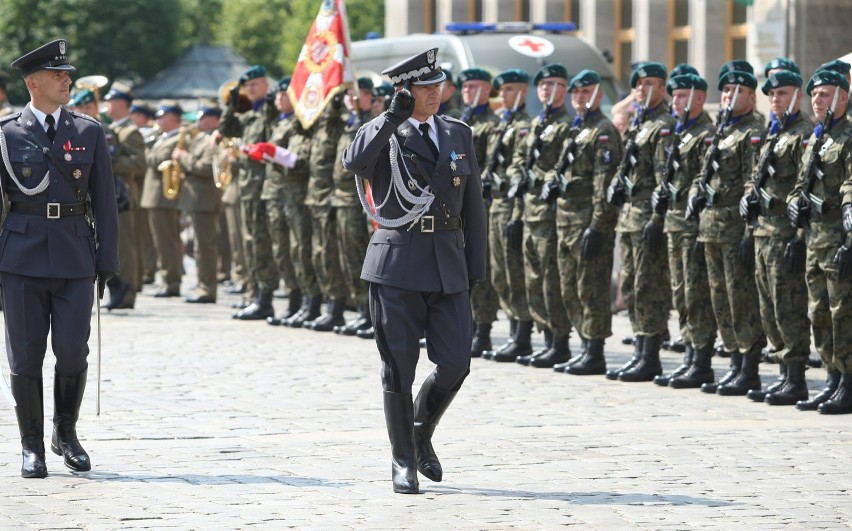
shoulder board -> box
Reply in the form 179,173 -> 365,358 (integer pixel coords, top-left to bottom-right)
441,114 -> 472,129
0,111 -> 22,125
750,136 -> 762,144
660,129 -> 671,137
68,110 -> 101,126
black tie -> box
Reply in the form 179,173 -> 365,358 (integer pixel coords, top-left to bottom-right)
419,122 -> 439,160
45,115 -> 56,143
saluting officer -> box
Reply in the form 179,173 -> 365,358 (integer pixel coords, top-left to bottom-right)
343,48 -> 486,494
1,39 -> 119,478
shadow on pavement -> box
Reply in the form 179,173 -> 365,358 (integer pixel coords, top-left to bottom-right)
72,471 -> 352,487
428,486 -> 736,506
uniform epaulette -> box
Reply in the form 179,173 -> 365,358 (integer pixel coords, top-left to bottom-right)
0,111 -> 22,125
441,114 -> 472,130
68,110 -> 100,125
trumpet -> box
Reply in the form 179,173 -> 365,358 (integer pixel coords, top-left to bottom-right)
213,137 -> 238,189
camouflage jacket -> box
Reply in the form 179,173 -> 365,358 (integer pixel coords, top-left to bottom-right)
306,105 -> 346,207
332,110 -> 373,207
483,107 -> 531,217
662,111 -> 714,233
218,102 -> 271,200
261,113 -> 313,201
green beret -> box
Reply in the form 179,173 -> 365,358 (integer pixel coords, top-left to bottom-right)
761,70 -> 803,95
71,89 -> 95,106
357,77 -> 374,90
669,63 -> 699,78
666,74 -> 708,96
241,65 -> 267,82
764,57 -> 800,77
457,67 -> 492,87
373,82 -> 394,99
569,69 -> 600,90
818,59 -> 851,76
717,70 -> 757,91
629,62 -> 667,88
532,64 -> 568,86
277,76 -> 291,92
719,60 -> 754,79
806,69 -> 850,96
493,69 -> 530,89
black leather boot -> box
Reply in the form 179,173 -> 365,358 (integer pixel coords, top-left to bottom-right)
717,352 -> 761,396
665,336 -> 687,353
413,376 -> 457,482
356,326 -> 376,339
620,335 -> 663,382
285,294 -> 323,328
51,370 -> 91,472
765,362 -> 809,406
747,363 -> 787,402
383,392 -> 419,494
565,338 -> 607,375
470,323 -> 493,358
817,372 -> 852,414
334,305 -> 371,335
517,328 -> 552,366
102,276 -> 133,310
489,320 -> 533,362
529,334 -> 571,368
483,320 -> 518,360
797,369 -> 841,411
307,298 -> 347,332
669,346 -> 715,389
701,351 -> 742,394
10,374 -> 47,478
267,289 -> 302,326
232,289 -> 274,320
606,335 -> 644,380
654,343 -> 694,386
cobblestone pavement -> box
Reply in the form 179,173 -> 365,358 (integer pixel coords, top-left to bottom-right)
1,260 -> 851,530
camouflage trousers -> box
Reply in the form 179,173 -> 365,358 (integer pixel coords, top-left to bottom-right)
523,218 -> 571,337
619,231 -> 669,336
755,235 -> 811,364
241,197 -> 279,295
667,230 -> 718,351
557,223 -> 614,341
704,240 -> 766,355
335,205 -> 371,307
472,206 -> 499,325
489,200 -> 529,321
310,205 -> 346,300
264,197 -> 299,294
282,183 -> 320,297
806,244 -> 852,372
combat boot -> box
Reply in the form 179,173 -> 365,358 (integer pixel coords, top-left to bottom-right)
517,328 -> 553,366
817,372 -> 852,414
669,346 -> 715,389
383,392 -> 419,494
606,335 -> 644,380
232,289 -> 274,320
701,351 -> 742,394
665,336 -> 687,353
267,289 -> 302,326
413,375 -> 457,482
654,343 -> 694,386
51,370 -> 91,472
565,338 -> 607,375
717,351 -> 761,396
482,320 -> 517,360
285,294 -> 323,328
489,320 -> 533,362
765,362 -> 809,406
797,369 -> 841,411
529,334 -> 571,368
747,363 -> 787,402
10,374 -> 47,478
619,335 -> 663,382
334,305 -> 371,335
307,298 -> 347,332
470,323 -> 493,358
555,338 -> 588,372
102,276 -> 133,310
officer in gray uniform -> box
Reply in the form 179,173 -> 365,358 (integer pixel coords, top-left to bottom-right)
343,48 -> 486,494
1,39 -> 119,478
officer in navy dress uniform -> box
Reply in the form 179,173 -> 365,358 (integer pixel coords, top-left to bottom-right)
0,39 -> 119,478
343,48 -> 487,494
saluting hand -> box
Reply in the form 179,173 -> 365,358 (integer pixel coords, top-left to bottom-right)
385,89 -> 415,126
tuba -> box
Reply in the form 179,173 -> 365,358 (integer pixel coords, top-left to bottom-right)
159,126 -> 186,200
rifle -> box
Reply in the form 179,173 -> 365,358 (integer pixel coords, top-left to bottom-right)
686,84 -> 740,220
509,81 -> 557,199
744,88 -> 798,223
793,86 -> 840,230
555,83 -> 600,196
460,85 -> 483,123
607,87 -> 654,206
653,87 -> 694,215
484,90 -> 523,198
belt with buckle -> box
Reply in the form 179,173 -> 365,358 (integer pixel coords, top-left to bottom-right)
415,216 -> 462,232
10,201 -> 88,219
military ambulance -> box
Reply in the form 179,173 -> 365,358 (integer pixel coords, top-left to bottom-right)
350,22 -> 623,116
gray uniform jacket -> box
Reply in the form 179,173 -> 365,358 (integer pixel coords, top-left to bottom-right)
0,105 -> 119,278
343,113 -> 487,295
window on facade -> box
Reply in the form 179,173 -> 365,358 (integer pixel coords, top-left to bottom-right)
726,0 -> 749,60
670,0 -> 690,68
615,0 -> 635,86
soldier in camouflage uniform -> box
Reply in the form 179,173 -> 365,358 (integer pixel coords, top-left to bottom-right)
218,65 -> 277,320
457,68 -> 501,356
480,69 -> 534,362
438,71 -> 462,119
332,78 -> 376,336
547,70 -> 622,375
788,70 -> 852,414
685,69 -> 767,396
738,70 -> 813,405
506,64 -> 573,368
605,62 -> 676,382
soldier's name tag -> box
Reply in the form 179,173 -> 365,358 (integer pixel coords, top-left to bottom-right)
576,129 -> 590,143
819,138 -> 834,156
678,133 -> 693,150
774,135 -> 788,153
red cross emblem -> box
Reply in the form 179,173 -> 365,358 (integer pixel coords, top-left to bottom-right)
508,35 -> 554,58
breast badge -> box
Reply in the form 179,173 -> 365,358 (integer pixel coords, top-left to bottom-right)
73,169 -> 82,179
453,176 -> 461,187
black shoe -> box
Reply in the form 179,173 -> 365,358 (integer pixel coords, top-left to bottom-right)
284,295 -> 322,328
224,283 -> 246,294
670,346 -> 715,389
818,373 -> 852,414
518,328 -> 552,366
765,362 -> 809,406
664,337 -> 687,353
717,353 -> 761,396
232,301 -> 274,320
470,324 -> 493,358
529,335 -> 571,368
701,351 -> 742,393
621,335 -> 635,345
384,392 -> 419,494
565,339 -> 607,376
10,374 -> 48,478
654,344 -> 694,386
606,336 -> 644,380
747,364 -> 787,402
356,326 -> 375,339
152,289 -> 179,298
308,299 -> 347,332
807,354 -> 823,368
488,321 -> 533,362
184,295 -> 215,304
268,289 -> 303,325
620,335 -> 663,382
51,370 -> 91,472
797,369 -> 841,411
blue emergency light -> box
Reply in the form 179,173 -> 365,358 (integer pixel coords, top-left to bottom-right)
445,21 -> 577,34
